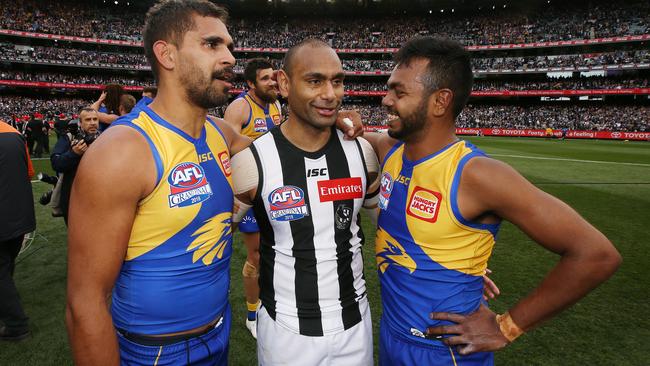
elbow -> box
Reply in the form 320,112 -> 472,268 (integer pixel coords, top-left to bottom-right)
588,240 -> 622,280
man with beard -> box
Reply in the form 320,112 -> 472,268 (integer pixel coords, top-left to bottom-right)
224,57 -> 282,338
50,107 -> 100,225
365,37 -> 620,365
231,39 -> 380,365
65,1 -> 251,365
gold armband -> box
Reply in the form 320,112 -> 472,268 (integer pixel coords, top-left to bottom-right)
496,312 -> 524,343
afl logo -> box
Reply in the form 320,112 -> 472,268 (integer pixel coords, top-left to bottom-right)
169,162 -> 205,188
167,162 -> 213,208
378,172 -> 394,210
268,185 -> 309,221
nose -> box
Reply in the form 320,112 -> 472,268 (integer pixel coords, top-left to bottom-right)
221,48 -> 236,68
320,81 -> 336,101
382,94 -> 393,107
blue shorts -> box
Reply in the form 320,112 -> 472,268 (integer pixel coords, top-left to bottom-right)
239,208 -> 259,233
379,317 -> 493,366
117,305 -> 231,366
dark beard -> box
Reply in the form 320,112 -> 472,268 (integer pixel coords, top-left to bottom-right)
181,65 -> 232,109
255,90 -> 277,104
387,99 -> 428,141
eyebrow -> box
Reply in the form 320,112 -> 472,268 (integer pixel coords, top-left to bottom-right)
304,72 -> 345,80
202,35 -> 234,52
387,81 -> 405,90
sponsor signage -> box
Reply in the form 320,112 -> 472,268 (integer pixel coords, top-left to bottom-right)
317,177 -> 363,202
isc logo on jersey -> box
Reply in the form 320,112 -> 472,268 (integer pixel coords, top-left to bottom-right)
406,187 -> 442,222
254,118 -> 267,132
168,162 -> 213,208
378,172 -> 394,210
268,185 -> 309,221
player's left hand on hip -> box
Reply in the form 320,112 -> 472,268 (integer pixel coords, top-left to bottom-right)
336,110 -> 363,139
426,304 -> 510,355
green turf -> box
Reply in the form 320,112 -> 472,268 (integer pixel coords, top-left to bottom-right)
1,136 -> 648,365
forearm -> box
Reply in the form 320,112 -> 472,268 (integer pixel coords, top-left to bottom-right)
507,245 -> 620,332
66,300 -> 120,366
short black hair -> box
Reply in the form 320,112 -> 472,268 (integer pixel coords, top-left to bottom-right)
244,58 -> 274,84
143,86 -> 158,97
395,36 -> 473,118
281,38 -> 330,77
143,0 -> 228,81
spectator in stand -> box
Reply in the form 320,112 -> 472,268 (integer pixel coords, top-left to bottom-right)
0,119 -> 35,342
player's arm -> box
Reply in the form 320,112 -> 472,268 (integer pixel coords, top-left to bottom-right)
96,112 -> 120,125
230,147 -> 259,222
358,137 -> 381,225
427,157 -> 621,354
223,98 -> 248,131
65,126 -> 156,366
209,116 -> 253,155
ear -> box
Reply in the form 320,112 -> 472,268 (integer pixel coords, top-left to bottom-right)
246,80 -> 255,90
428,89 -> 453,118
277,70 -> 290,99
152,40 -> 176,73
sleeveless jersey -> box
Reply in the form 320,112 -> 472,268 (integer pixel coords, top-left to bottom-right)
110,105 -> 234,335
238,92 -> 282,139
250,127 -> 370,336
376,140 -> 499,345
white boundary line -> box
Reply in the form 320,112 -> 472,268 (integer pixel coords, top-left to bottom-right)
490,154 -> 650,167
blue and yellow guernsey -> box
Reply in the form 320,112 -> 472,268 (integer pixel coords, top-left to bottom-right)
376,140 -> 499,346
111,105 -> 234,335
238,91 -> 282,139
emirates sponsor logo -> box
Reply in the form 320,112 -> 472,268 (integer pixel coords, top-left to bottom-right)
406,187 -> 442,223
317,177 -> 363,202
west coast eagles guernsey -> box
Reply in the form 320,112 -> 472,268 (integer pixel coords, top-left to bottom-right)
111,105 -> 234,335
238,91 -> 282,139
376,140 -> 499,345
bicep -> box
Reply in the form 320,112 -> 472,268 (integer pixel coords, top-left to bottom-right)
67,130 -> 153,299
466,159 -> 604,255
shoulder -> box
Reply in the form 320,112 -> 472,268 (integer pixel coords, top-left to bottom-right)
207,116 -> 253,155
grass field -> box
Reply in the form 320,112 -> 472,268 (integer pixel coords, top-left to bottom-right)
1,136 -> 648,365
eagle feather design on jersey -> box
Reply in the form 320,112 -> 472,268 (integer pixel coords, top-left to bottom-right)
376,229 -> 416,274
188,212 -> 232,265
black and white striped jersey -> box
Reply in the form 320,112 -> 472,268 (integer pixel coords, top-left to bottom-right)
248,127 -> 373,337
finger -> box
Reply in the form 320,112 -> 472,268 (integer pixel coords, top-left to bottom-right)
485,268 -> 492,275
457,343 -> 477,356
483,276 -> 500,296
430,312 -> 466,323
441,335 -> 467,346
426,324 -> 462,336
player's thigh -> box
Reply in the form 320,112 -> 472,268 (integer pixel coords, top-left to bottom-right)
331,305 -> 373,366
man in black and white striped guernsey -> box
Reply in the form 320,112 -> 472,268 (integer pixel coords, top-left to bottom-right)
231,39 -> 380,365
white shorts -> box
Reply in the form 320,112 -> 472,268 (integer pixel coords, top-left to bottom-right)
256,304 -> 373,366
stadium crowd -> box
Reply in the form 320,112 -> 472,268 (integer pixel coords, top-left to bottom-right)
457,104 -> 649,132
2,44 -> 648,72
1,0 -> 648,47
2,71 -> 648,91
1,95 -> 647,133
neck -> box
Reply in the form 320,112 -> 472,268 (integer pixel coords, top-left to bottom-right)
147,81 -> 207,139
281,116 -> 331,153
403,119 -> 458,161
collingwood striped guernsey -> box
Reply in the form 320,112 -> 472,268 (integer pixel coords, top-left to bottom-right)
233,126 -> 379,337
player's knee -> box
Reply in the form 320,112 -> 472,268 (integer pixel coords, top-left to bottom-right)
242,260 -> 259,279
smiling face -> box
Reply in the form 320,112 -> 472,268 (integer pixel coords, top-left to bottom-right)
279,45 -> 344,130
382,58 -> 432,141
175,15 -> 236,109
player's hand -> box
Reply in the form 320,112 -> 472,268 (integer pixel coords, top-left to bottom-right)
426,304 -> 510,355
336,110 -> 363,140
483,268 -> 500,301
97,90 -> 107,103
72,141 -> 88,156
